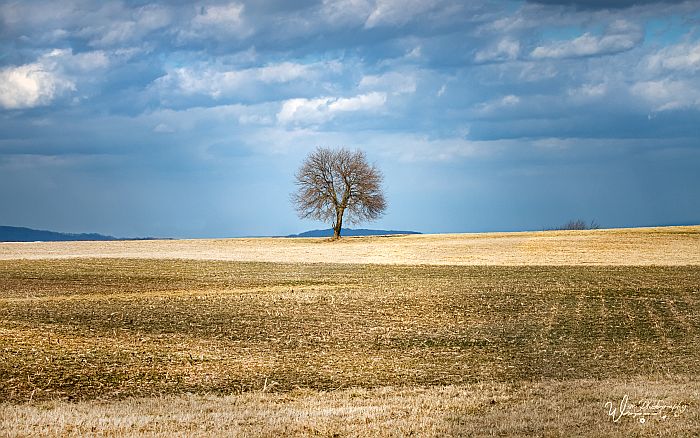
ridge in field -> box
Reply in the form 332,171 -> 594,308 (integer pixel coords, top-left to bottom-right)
0,225 -> 158,242
286,228 -> 422,237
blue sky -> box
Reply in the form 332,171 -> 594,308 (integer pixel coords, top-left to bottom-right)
1,0 -> 699,237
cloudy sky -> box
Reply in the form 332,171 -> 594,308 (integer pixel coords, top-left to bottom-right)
1,0 -> 699,237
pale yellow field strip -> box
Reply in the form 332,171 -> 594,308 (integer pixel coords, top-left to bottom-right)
2,378 -> 698,437
1,226 -> 698,266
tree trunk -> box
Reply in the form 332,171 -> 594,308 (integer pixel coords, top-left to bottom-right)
333,208 -> 344,240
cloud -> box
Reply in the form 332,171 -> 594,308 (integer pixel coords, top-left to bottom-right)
376,134 -> 504,162
153,123 -> 175,133
81,3 -> 173,47
645,40 -> 700,73
193,3 -> 245,27
630,79 -> 700,111
567,82 -> 608,102
180,2 -> 251,41
258,62 -> 313,83
474,38 -> 521,63
0,47 -> 128,110
70,50 -> 111,71
319,0 -> 370,23
516,62 -> 559,81
526,0 -> 688,9
531,26 -> 642,59
276,92 -> 387,125
153,60 -> 336,100
0,50 -> 84,110
531,33 -> 631,59
0,63 -> 73,110
329,91 -> 387,111
358,71 -> 417,94
1,0 -> 698,238
364,0 -> 440,28
473,94 -> 521,115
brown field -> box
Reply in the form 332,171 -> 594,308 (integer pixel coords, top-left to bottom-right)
2,225 -> 699,266
1,226 -> 699,436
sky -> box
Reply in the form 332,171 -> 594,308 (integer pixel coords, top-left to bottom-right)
1,0 -> 699,238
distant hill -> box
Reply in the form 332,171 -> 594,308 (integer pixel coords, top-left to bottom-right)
0,225 -> 128,242
287,228 -> 421,238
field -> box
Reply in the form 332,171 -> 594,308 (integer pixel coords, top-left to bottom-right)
1,226 -> 699,436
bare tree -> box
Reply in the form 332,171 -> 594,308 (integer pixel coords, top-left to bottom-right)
293,147 -> 386,239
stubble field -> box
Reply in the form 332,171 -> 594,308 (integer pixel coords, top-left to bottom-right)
1,226 -> 699,436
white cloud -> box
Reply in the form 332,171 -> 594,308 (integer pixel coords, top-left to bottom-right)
486,15 -> 529,33
364,0 -> 438,28
516,62 -> 558,82
532,32 -> 639,59
238,126 -> 504,163
567,82 -> 607,102
474,38 -> 520,63
329,92 -> 387,111
406,46 -> 422,59
90,21 -> 137,47
645,40 -> 700,73
71,50 -> 111,71
154,61 -> 331,99
87,4 -> 172,47
359,72 -> 416,95
474,94 -> 521,115
277,97 -> 332,125
0,47 -> 134,109
193,3 -> 244,27
158,67 -> 241,98
153,123 -> 175,133
183,2 -> 251,40
135,4 -> 172,31
258,62 -> 311,83
144,103 -> 275,132
500,95 -> 520,106
320,0 -> 373,26
630,79 -> 700,111
238,113 -> 273,125
0,64 -> 72,109
0,50 -> 90,110
277,92 -> 387,125
531,21 -> 642,60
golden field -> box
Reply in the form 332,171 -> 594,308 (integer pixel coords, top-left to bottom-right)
1,226 -> 699,436
2,225 -> 699,266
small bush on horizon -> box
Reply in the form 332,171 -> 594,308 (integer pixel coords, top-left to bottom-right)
556,219 -> 601,230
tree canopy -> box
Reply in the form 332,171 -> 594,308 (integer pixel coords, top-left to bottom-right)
293,147 -> 386,239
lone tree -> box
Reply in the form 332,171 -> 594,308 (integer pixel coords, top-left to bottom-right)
293,147 -> 386,239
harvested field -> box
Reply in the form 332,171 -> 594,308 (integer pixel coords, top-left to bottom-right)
3,379 -> 698,437
1,227 -> 699,436
1,225 -> 699,266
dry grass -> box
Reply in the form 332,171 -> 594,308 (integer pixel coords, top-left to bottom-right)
1,228 -> 699,435
1,260 -> 699,402
1,225 -> 698,266
2,379 -> 698,437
